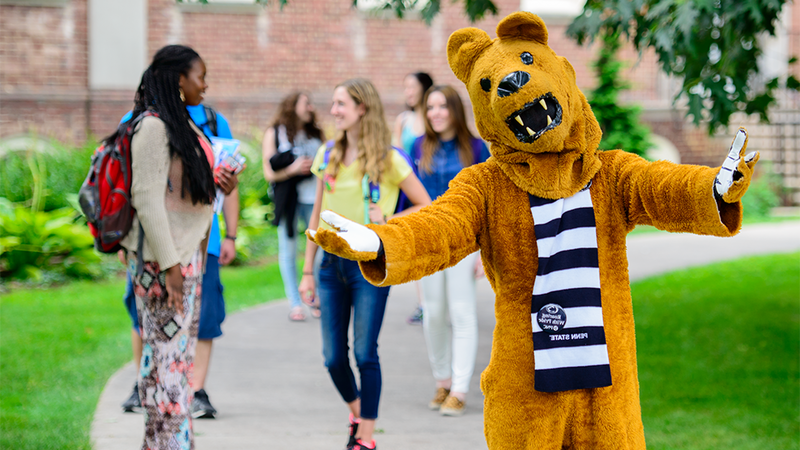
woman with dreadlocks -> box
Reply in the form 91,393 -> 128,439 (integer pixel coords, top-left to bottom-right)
119,44 -> 237,449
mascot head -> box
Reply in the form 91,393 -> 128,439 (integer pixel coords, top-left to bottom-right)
447,12 -> 603,198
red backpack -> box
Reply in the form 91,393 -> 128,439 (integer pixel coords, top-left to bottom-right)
78,111 -> 156,254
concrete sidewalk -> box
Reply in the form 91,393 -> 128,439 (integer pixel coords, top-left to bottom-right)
91,221 -> 800,450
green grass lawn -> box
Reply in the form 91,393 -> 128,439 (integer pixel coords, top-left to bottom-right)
633,252 -> 800,449
629,215 -> 800,236
0,263 -> 285,450
1,253 -> 798,449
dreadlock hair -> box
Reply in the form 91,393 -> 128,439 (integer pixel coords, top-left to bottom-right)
419,85 -> 477,174
270,92 -> 325,144
326,78 -> 393,184
123,44 -> 215,205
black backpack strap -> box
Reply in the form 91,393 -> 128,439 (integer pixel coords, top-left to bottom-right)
136,221 -> 145,277
133,112 -> 149,277
204,105 -> 218,136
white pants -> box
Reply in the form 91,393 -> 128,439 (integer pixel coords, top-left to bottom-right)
420,252 -> 479,394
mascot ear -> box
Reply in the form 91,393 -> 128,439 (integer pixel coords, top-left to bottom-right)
496,12 -> 548,45
561,56 -> 576,81
447,27 -> 492,84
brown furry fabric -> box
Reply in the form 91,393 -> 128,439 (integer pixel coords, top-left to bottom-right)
360,153 -> 741,449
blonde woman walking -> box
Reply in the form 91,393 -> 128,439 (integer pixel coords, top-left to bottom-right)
299,78 -> 431,450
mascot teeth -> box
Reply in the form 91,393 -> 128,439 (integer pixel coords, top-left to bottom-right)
504,92 -> 563,143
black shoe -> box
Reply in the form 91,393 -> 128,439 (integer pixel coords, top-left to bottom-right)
347,418 -> 359,448
121,383 -> 143,413
192,389 -> 217,419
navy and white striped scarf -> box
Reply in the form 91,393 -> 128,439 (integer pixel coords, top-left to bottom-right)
529,184 -> 612,392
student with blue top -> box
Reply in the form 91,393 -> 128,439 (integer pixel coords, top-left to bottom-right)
412,85 -> 490,417
391,72 -> 433,325
119,103 -> 239,419
392,72 -> 433,156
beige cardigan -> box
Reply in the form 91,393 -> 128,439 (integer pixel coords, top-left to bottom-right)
121,115 -> 214,269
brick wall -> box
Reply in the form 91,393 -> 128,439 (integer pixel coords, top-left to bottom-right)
0,0 -> 794,178
0,1 -> 87,90
0,99 -> 86,142
144,0 -> 669,142
0,1 -> 90,141
145,0 -> 532,135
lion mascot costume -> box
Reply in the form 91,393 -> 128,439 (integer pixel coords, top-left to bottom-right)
309,12 -> 759,450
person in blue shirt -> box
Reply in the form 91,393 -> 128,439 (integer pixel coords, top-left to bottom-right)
411,85 -> 490,417
391,72 -> 434,326
119,104 -> 239,419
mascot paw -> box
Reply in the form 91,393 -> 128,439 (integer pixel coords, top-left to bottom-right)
714,127 -> 760,203
306,211 -> 381,262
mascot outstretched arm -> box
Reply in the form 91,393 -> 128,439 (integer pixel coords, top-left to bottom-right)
309,12 -> 758,450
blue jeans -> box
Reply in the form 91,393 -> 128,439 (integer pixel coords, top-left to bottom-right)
198,254 -> 226,339
277,203 -> 314,308
123,273 -> 140,332
318,252 -> 390,420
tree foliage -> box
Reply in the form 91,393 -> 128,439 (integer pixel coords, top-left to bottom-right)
364,0 -> 498,23
567,0 -> 798,134
589,31 -> 653,156
180,0 -> 498,24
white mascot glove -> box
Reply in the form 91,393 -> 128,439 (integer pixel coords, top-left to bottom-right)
307,210 -> 382,261
713,128 -> 759,203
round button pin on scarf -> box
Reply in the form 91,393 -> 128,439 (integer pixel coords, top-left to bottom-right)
537,303 -> 567,334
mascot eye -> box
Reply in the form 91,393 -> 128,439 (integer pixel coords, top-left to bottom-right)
480,78 -> 491,92
521,52 -> 533,65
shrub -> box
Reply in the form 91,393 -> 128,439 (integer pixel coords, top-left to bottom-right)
0,143 -> 107,283
588,31 -> 654,157
742,164 -> 783,219
218,135 -> 281,265
230,203 -> 279,265
0,198 -> 101,282
237,136 -> 272,214
0,139 -> 97,212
